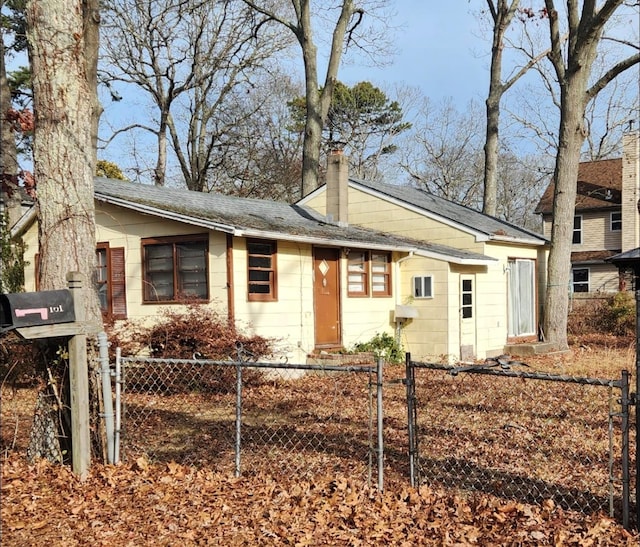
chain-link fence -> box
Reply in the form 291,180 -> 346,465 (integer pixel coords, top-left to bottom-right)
405,356 -> 635,528
116,353 -> 383,486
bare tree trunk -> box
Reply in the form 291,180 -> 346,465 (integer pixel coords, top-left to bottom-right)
540,0 -> 638,349
542,84 -> 587,348
26,0 -> 103,464
482,0 -> 520,217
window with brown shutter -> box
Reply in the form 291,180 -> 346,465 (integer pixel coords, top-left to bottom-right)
96,243 -> 128,319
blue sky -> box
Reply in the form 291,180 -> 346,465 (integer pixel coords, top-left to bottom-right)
339,1 -> 489,106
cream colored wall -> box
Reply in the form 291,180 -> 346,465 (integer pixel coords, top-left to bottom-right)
94,202 -> 228,325
307,186 -> 546,361
21,221 -> 38,292
305,188 -> 483,252
396,256 -> 453,361
230,238 -> 313,362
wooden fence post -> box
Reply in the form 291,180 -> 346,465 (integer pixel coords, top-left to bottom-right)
67,272 -> 91,478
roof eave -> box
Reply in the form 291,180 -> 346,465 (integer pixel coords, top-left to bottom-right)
9,205 -> 37,238
414,249 -> 497,266
96,194 -> 236,234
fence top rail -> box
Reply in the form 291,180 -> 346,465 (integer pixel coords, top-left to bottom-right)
118,355 -> 376,374
409,360 -> 624,388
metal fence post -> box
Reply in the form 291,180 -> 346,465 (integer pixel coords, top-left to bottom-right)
114,347 -> 122,464
98,332 -> 115,464
620,370 -> 630,531
636,289 -> 640,531
377,356 -> 384,492
234,360 -> 243,478
405,352 -> 417,488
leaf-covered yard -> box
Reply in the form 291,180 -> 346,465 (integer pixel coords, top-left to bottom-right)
2,455 -> 638,546
2,341 -> 639,545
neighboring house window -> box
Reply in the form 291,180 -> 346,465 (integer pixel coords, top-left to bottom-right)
572,268 -> 589,293
142,235 -> 208,302
347,250 -> 391,297
347,251 -> 369,296
461,278 -> 473,318
413,275 -> 433,299
611,211 -> 622,231
572,215 -> 582,244
247,239 -> 277,301
96,243 -> 128,318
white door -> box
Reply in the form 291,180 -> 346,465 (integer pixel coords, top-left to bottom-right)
459,275 -> 476,360
507,259 -> 536,337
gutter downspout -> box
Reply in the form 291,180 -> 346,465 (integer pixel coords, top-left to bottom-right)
394,252 -> 415,344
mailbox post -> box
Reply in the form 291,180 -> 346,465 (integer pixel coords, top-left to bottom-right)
1,273 -> 97,478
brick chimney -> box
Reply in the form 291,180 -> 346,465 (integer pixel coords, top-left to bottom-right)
621,130 -> 640,252
326,148 -> 349,226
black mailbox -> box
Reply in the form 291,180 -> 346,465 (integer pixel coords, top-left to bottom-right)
0,290 -> 75,329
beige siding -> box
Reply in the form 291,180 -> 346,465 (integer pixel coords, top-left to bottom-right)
231,238 -> 314,362
21,222 -> 39,292
396,256 -> 453,361
574,210 -> 622,251
572,263 -> 619,294
305,187 -> 483,253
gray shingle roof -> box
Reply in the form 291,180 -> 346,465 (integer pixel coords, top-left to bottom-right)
94,177 -> 495,264
350,178 -> 547,244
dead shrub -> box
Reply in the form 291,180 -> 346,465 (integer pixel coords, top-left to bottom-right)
568,292 -> 635,347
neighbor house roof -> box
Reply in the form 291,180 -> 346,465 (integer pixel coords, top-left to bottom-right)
535,158 -> 622,215
301,178 -> 547,246
13,178 -> 497,266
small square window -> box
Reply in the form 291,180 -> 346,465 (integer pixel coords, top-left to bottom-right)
413,276 -> 433,298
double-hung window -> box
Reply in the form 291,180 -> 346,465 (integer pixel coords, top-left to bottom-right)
142,235 -> 208,302
611,211 -> 622,231
347,251 -> 369,296
572,268 -> 589,293
247,239 -> 277,301
347,250 -> 391,297
572,215 -> 583,244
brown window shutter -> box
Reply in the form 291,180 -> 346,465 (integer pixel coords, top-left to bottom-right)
35,253 -> 41,291
109,247 -> 127,319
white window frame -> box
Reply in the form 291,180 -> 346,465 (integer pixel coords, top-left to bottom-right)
610,211 -> 622,232
572,267 -> 590,293
413,275 -> 434,299
572,215 -> 583,245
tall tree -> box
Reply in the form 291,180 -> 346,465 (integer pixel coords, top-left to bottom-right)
541,0 -> 639,349
482,1 -> 554,217
289,80 -> 410,180
25,0 -> 102,462
241,0 -> 389,196
205,71 -> 304,201
400,98 -> 486,209
100,0 -> 286,189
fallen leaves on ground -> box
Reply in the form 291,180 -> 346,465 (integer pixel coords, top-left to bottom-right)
1,454 -> 637,546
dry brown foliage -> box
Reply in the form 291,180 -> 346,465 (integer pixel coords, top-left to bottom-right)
2,454 -> 638,546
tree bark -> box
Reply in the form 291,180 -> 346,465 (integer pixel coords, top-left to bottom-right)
483,0 -> 519,217
541,0 -> 637,349
26,0 -> 103,465
26,0 -> 100,321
